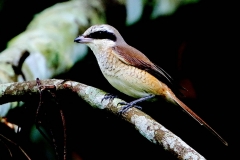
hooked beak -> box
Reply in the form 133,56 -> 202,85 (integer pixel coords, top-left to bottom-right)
74,35 -> 93,43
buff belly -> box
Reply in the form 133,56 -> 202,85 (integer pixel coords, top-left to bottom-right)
103,64 -> 167,98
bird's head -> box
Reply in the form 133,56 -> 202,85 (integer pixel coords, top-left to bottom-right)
74,24 -> 126,52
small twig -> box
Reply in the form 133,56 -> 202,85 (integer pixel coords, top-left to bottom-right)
0,134 -> 31,160
35,78 -> 54,145
0,79 -> 206,160
49,82 -> 67,160
36,78 -> 67,160
0,137 -> 13,158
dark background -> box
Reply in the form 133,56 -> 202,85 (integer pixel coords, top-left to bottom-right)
0,0 -> 238,160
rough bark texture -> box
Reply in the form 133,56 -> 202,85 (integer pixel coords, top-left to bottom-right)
0,0 -> 106,116
0,79 -> 206,160
0,0 -> 105,84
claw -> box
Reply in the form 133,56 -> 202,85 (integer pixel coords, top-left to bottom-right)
118,94 -> 155,114
101,93 -> 117,102
118,102 -> 142,114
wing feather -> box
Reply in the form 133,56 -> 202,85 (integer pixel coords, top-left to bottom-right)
113,45 -> 182,93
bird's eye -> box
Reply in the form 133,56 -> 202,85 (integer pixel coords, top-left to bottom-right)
86,31 -> 116,41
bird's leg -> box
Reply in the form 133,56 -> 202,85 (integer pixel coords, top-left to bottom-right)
101,93 -> 118,102
118,94 -> 155,114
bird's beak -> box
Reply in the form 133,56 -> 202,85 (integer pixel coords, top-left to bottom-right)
74,35 -> 92,43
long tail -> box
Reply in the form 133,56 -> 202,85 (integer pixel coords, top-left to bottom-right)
170,95 -> 228,146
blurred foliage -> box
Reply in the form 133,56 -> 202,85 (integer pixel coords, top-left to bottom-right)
0,0 -> 237,160
126,0 -> 199,25
0,0 -> 200,51
0,0 -> 3,11
0,0 -> 67,51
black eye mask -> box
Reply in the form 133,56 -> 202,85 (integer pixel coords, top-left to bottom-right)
86,31 -> 117,42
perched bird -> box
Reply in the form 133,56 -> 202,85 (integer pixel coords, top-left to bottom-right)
74,24 -> 227,146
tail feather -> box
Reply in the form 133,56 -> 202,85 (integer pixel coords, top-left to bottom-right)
171,95 -> 228,146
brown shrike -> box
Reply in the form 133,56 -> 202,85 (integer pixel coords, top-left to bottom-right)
74,24 -> 227,146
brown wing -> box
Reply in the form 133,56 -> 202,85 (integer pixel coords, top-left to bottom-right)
112,45 -> 180,92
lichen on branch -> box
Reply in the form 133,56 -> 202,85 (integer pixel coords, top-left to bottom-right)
0,79 -> 206,160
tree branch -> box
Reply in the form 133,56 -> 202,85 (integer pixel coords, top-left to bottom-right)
0,79 -> 206,160
0,0 -> 105,83
0,0 -> 107,116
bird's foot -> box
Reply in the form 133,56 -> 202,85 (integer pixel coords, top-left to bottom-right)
101,93 -> 117,102
118,94 -> 155,114
118,101 -> 142,114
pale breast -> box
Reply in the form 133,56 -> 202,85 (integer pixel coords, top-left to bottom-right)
95,50 -> 168,98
